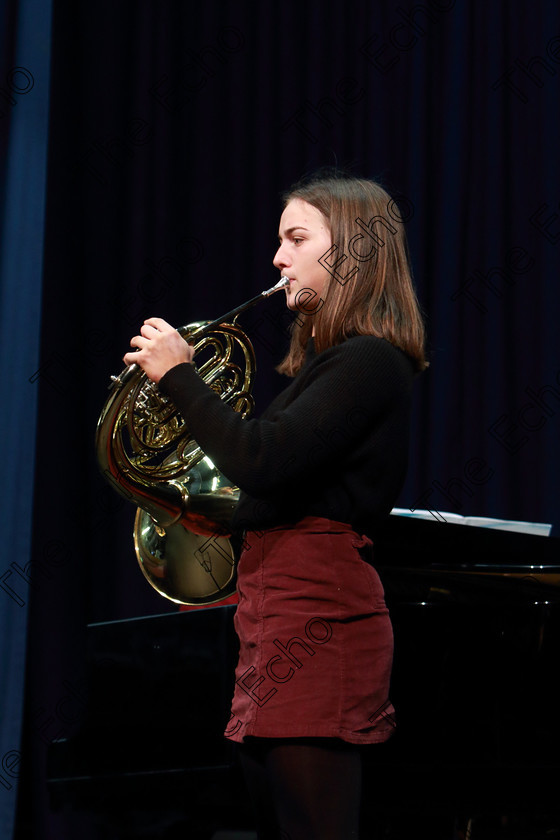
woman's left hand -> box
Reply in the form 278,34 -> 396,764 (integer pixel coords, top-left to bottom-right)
123,317 -> 195,383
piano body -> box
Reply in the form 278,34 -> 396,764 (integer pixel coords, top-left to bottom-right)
47,515 -> 560,838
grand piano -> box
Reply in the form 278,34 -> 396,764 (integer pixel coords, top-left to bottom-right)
47,514 -> 560,839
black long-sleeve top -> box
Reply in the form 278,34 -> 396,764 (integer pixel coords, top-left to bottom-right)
158,335 -> 415,541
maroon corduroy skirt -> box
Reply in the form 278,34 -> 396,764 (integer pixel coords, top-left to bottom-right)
224,516 -> 396,745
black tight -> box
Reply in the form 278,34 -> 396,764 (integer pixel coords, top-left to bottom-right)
237,737 -> 362,840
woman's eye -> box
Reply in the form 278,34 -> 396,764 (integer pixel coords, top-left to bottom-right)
293,238 -> 303,245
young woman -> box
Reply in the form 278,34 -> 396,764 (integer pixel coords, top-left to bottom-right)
124,172 -> 427,839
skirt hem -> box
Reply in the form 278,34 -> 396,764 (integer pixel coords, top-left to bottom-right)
224,725 -> 396,746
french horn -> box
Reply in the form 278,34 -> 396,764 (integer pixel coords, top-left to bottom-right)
96,276 -> 289,605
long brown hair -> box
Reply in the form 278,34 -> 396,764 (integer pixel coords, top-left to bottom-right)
276,172 -> 428,376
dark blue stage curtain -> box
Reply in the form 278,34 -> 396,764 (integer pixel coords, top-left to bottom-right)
0,0 -> 52,838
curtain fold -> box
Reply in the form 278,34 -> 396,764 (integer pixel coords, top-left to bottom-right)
0,0 -> 52,838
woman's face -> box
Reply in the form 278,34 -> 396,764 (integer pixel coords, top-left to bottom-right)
273,198 -> 332,313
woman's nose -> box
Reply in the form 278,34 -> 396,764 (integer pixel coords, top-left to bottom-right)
273,244 -> 288,269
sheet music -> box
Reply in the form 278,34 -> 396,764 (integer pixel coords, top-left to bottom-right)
391,509 -> 552,537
